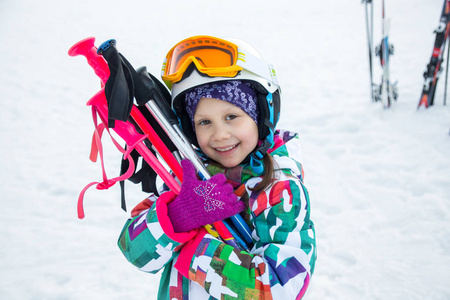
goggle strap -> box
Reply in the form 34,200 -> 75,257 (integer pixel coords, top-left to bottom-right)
161,57 -> 168,76
236,47 -> 279,85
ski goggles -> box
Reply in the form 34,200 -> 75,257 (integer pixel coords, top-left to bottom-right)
161,36 -> 243,88
161,35 -> 278,90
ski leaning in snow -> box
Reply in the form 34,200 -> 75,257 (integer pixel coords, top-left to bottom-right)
68,37 -> 253,251
374,0 -> 398,108
418,0 -> 450,109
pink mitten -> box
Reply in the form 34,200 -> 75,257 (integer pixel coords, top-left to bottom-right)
167,159 -> 245,233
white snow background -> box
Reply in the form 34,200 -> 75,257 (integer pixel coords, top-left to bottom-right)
1,0 -> 449,299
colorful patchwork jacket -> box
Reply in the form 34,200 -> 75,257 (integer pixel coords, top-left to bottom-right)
118,130 -> 316,299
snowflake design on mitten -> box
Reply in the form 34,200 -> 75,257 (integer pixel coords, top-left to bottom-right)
194,182 -> 225,212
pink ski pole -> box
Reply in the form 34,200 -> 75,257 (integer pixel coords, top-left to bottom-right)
69,37 -> 183,181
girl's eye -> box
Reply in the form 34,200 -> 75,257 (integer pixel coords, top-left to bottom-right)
226,114 -> 238,121
198,120 -> 211,126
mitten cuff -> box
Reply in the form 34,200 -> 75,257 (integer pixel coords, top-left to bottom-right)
156,191 -> 198,244
175,227 -> 208,277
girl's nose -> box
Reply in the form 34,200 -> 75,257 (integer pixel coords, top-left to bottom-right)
212,123 -> 231,141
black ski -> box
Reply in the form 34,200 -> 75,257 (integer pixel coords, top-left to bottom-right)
418,0 -> 450,109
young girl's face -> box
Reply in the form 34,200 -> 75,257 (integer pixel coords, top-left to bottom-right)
193,97 -> 259,168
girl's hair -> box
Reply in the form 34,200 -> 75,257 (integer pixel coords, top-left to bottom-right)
249,153 -> 277,192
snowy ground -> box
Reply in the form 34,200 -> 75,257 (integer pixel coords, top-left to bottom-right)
1,0 -> 449,299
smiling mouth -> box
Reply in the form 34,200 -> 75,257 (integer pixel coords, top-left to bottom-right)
215,143 -> 238,152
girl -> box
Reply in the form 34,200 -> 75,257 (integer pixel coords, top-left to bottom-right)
118,35 -> 316,299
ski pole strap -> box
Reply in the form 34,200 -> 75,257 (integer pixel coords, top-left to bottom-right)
119,146 -> 159,212
98,39 -> 134,128
77,107 -> 138,219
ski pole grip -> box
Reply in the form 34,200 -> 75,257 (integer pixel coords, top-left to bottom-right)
68,37 -> 110,84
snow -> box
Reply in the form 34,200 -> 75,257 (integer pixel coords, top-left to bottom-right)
1,0 -> 449,299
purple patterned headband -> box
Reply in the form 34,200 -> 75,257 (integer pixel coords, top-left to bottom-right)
184,80 -> 259,129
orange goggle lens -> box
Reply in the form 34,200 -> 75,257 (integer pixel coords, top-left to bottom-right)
162,36 -> 243,86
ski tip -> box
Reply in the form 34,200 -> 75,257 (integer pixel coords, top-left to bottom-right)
97,39 -> 116,55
